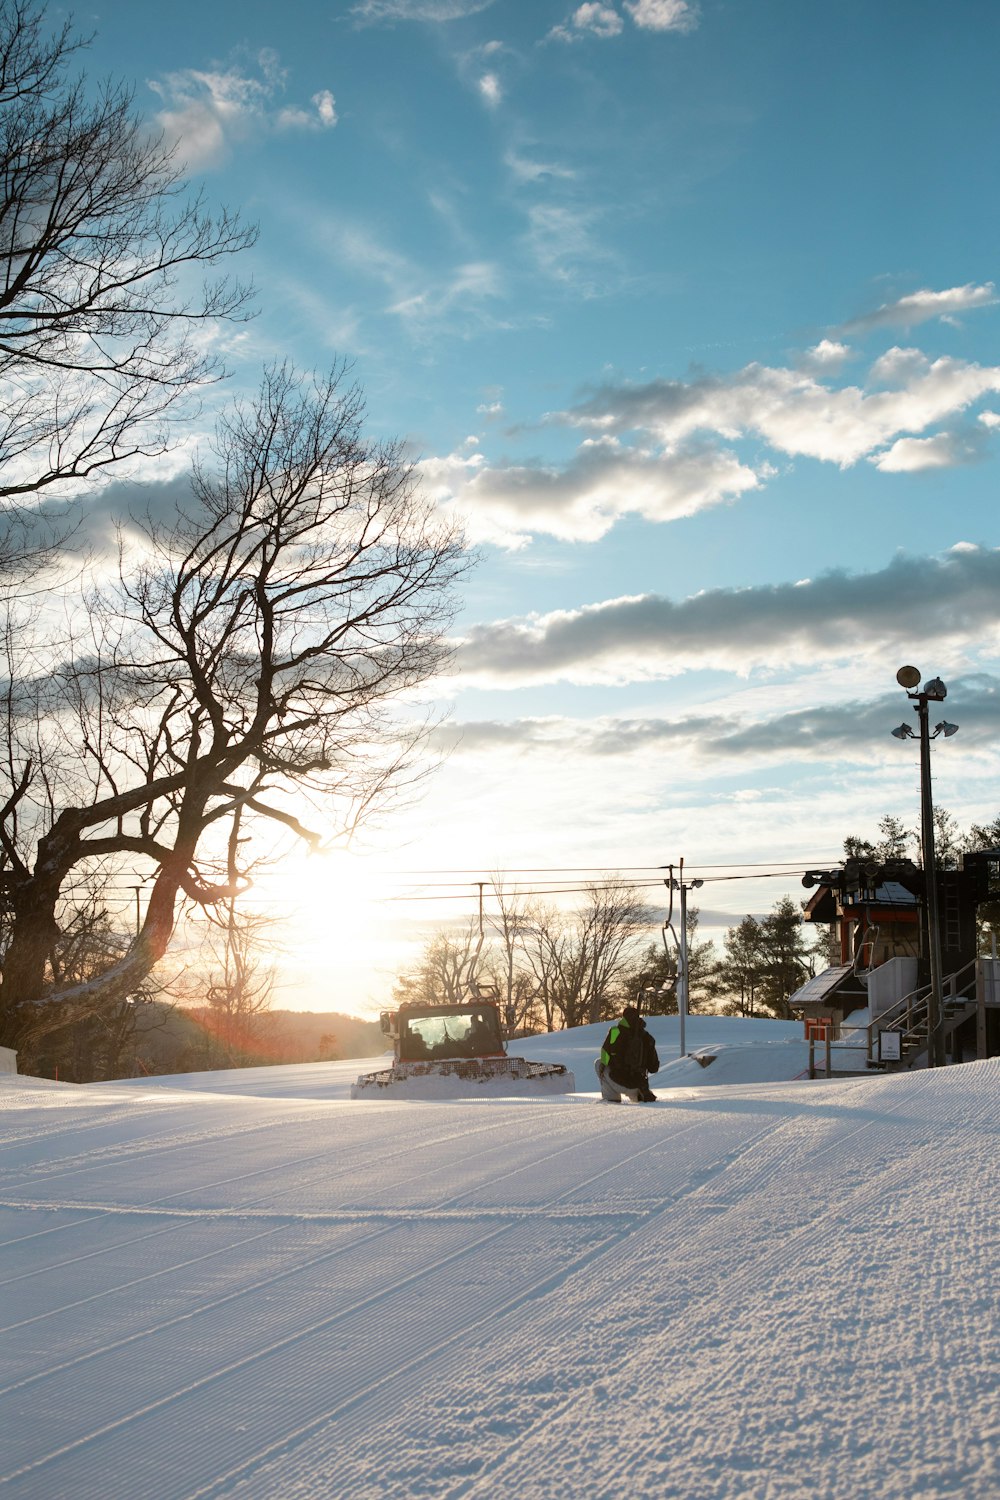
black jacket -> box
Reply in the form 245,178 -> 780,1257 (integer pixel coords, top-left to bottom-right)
601,1014 -> 658,1089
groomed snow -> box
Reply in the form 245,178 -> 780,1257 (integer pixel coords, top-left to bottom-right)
1,1016 -> 996,1499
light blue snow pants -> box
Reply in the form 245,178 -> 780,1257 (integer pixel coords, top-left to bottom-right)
594,1059 -> 640,1104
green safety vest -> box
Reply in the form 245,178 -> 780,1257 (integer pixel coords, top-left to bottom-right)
600,1017 -> 631,1068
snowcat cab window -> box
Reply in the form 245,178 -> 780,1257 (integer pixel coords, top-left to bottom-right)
399,1009 -> 504,1061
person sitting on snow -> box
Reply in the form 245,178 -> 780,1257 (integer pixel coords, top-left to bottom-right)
595,1005 -> 659,1103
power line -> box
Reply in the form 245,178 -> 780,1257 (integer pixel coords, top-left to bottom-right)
384,869 -> 819,902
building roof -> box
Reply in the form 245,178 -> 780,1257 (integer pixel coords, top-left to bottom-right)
787,965 -> 855,1009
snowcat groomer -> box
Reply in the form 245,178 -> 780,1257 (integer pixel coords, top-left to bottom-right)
351,994 -> 575,1098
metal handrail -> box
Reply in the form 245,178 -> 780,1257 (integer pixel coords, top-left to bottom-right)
865,958 -> 978,1064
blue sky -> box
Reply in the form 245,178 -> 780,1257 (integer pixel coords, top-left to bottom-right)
83,0 -> 1000,1007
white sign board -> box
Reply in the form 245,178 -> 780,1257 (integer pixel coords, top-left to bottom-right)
879,1030 -> 902,1063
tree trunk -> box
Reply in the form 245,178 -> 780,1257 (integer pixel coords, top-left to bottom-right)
0,878 -> 63,1048
0,867 -> 182,1060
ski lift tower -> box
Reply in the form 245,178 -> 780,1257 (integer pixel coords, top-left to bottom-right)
661,863 -> 704,1057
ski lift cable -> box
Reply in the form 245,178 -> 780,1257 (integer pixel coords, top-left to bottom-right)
383,869 -> 818,902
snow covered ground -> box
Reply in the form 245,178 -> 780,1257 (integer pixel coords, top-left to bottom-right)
2,1017 -> 997,1498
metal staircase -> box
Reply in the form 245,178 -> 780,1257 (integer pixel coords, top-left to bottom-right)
865,958 -> 978,1069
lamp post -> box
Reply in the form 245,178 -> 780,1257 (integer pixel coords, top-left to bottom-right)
890,666 -> 959,1068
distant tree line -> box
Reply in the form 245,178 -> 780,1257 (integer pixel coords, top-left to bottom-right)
391,881 -> 825,1031
33,1000 -> 385,1084
393,808 -> 1000,1034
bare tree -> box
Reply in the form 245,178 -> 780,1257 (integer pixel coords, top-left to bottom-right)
393,919 -> 483,1007
483,878 -> 538,1031
518,882 -> 646,1030
0,0 -> 254,529
0,363 -> 467,1067
192,901 -> 280,1064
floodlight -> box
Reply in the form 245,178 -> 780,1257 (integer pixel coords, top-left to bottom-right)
896,665 -> 921,689
692,878 -> 704,889
923,677 -> 947,701
890,724 -> 915,739
936,721 -> 959,737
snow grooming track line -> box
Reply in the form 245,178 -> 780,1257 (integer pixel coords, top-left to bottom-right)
0,1111 -> 698,1495
429,1073 -> 968,1500
0,1221 -> 290,1335
309,1078 -> 925,1500
132,1119 -> 759,1500
0,1105 -> 679,1404
0,1105 -> 591,1321
181,1190 -> 694,1495
0,1111 -> 312,1190
0,1100 -> 533,1293
0,1203 -> 502,1404
0,1215 -> 523,1489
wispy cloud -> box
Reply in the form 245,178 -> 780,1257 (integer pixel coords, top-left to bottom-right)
478,71 -> 503,107
549,4 -> 625,42
350,0 -> 496,22
844,282 -> 998,332
504,150 -> 577,184
389,260 -> 504,329
150,51 -> 336,170
548,0 -> 696,41
436,675 -> 1000,764
455,546 -> 1000,686
523,202 -> 612,288
272,203 -> 514,342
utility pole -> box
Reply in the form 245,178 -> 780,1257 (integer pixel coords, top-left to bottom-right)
678,877 -> 689,1059
662,862 -> 704,1059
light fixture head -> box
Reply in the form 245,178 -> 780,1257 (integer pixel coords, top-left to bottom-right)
890,724 -> 915,739
936,720 -> 959,738
691,878 -> 704,889
923,676 -> 947,701
896,665 -> 921,690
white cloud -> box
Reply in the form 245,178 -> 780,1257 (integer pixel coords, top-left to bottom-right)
150,53 -> 336,169
350,0 -> 496,21
420,436 -> 762,546
978,411 -> 1000,428
557,350 -> 1000,468
389,260 -> 503,326
478,71 -> 502,107
845,282 -> 998,332
476,400 -> 505,417
572,3 -> 624,35
504,151 -> 577,184
549,3 -> 624,42
524,202 -> 610,287
871,433 -> 975,473
624,0 -> 698,31
312,89 -> 338,127
803,339 -> 852,371
455,546 -> 1000,687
